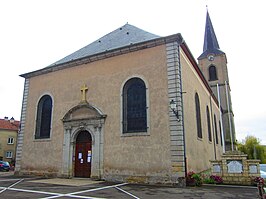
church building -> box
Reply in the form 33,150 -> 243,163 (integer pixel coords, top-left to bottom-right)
15,11 -> 233,185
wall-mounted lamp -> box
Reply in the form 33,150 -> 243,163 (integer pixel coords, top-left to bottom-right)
170,99 -> 180,121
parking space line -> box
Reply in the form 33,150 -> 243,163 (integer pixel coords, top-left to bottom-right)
67,182 -> 128,195
41,182 -> 128,199
0,186 -> 65,196
115,186 -> 140,199
41,194 -> 105,199
0,180 -> 132,199
0,178 -> 24,182
0,179 -> 23,194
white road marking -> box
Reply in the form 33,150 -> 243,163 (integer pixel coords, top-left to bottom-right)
115,186 -> 140,199
0,186 -> 65,196
68,182 -> 128,195
0,178 -> 24,182
0,179 -> 23,194
39,183 -> 128,199
0,180 -> 131,199
41,194 -> 105,199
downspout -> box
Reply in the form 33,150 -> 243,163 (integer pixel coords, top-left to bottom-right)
209,96 -> 217,160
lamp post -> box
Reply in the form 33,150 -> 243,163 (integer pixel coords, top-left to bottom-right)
170,99 -> 180,121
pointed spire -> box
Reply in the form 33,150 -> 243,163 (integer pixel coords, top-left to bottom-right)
198,10 -> 224,60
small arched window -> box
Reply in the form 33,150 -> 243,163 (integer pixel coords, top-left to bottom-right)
195,93 -> 202,139
35,95 -> 52,139
122,78 -> 147,133
206,106 -> 212,142
209,65 -> 218,81
214,114 -> 218,144
219,121 -> 223,146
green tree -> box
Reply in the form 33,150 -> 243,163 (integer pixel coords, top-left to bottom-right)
237,135 -> 266,163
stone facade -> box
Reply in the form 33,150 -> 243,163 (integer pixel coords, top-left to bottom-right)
15,25 -> 223,186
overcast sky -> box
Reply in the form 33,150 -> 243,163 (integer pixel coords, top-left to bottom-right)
0,0 -> 265,144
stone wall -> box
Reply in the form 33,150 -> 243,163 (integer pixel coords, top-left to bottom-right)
210,151 -> 260,185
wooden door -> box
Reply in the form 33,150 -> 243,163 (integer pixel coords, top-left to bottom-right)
75,131 -> 92,177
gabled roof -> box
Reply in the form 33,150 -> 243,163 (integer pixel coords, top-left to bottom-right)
51,23 -> 160,66
198,11 -> 224,60
0,119 -> 20,131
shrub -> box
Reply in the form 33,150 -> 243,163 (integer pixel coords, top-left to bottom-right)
210,175 -> 223,184
203,178 -> 215,184
186,171 -> 202,186
254,176 -> 265,185
192,173 -> 203,186
202,175 -> 223,184
186,171 -> 196,186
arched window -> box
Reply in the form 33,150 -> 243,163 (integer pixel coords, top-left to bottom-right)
206,106 -> 212,142
209,65 -> 218,81
35,95 -> 52,139
195,93 -> 202,139
122,78 -> 147,133
219,121 -> 223,146
214,114 -> 218,144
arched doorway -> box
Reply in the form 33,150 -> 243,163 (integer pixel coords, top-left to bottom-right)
75,131 -> 92,177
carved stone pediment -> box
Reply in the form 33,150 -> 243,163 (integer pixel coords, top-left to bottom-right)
62,103 -> 106,122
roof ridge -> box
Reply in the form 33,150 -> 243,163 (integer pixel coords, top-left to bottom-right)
50,23 -> 160,66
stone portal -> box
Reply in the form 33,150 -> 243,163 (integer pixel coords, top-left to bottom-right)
61,103 -> 106,179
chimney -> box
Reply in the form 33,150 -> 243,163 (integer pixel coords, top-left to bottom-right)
10,117 -> 15,123
4,116 -> 8,121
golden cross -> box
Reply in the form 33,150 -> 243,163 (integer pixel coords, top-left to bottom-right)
80,84 -> 88,102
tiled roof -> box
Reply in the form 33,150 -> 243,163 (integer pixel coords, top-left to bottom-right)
51,23 -> 160,66
198,11 -> 224,60
0,119 -> 20,131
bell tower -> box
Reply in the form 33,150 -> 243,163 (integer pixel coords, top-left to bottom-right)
198,10 -> 236,151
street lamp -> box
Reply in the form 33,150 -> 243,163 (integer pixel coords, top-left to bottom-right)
170,99 -> 180,121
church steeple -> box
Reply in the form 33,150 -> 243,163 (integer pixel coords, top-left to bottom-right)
198,10 -> 236,152
198,11 -> 224,60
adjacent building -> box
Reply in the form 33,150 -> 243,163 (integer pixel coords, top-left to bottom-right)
0,117 -> 19,164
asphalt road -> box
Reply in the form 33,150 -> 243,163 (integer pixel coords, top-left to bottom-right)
0,171 -> 258,199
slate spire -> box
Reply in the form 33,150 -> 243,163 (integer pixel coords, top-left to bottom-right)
198,11 -> 224,60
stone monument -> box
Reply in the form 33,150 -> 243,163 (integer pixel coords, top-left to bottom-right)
210,151 -> 260,185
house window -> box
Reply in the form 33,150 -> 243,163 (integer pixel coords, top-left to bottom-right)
35,95 -> 53,139
209,65 -> 218,81
195,93 -> 202,139
6,151 -> 13,159
206,106 -> 212,142
214,115 -> 219,144
7,137 -> 14,144
122,78 -> 147,133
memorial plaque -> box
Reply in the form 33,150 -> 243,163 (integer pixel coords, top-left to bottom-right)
213,164 -> 221,173
249,165 -> 258,174
227,160 -> 243,173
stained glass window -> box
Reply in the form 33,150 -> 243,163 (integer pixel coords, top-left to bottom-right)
35,95 -> 52,139
206,106 -> 212,142
195,93 -> 202,138
123,78 -> 147,133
